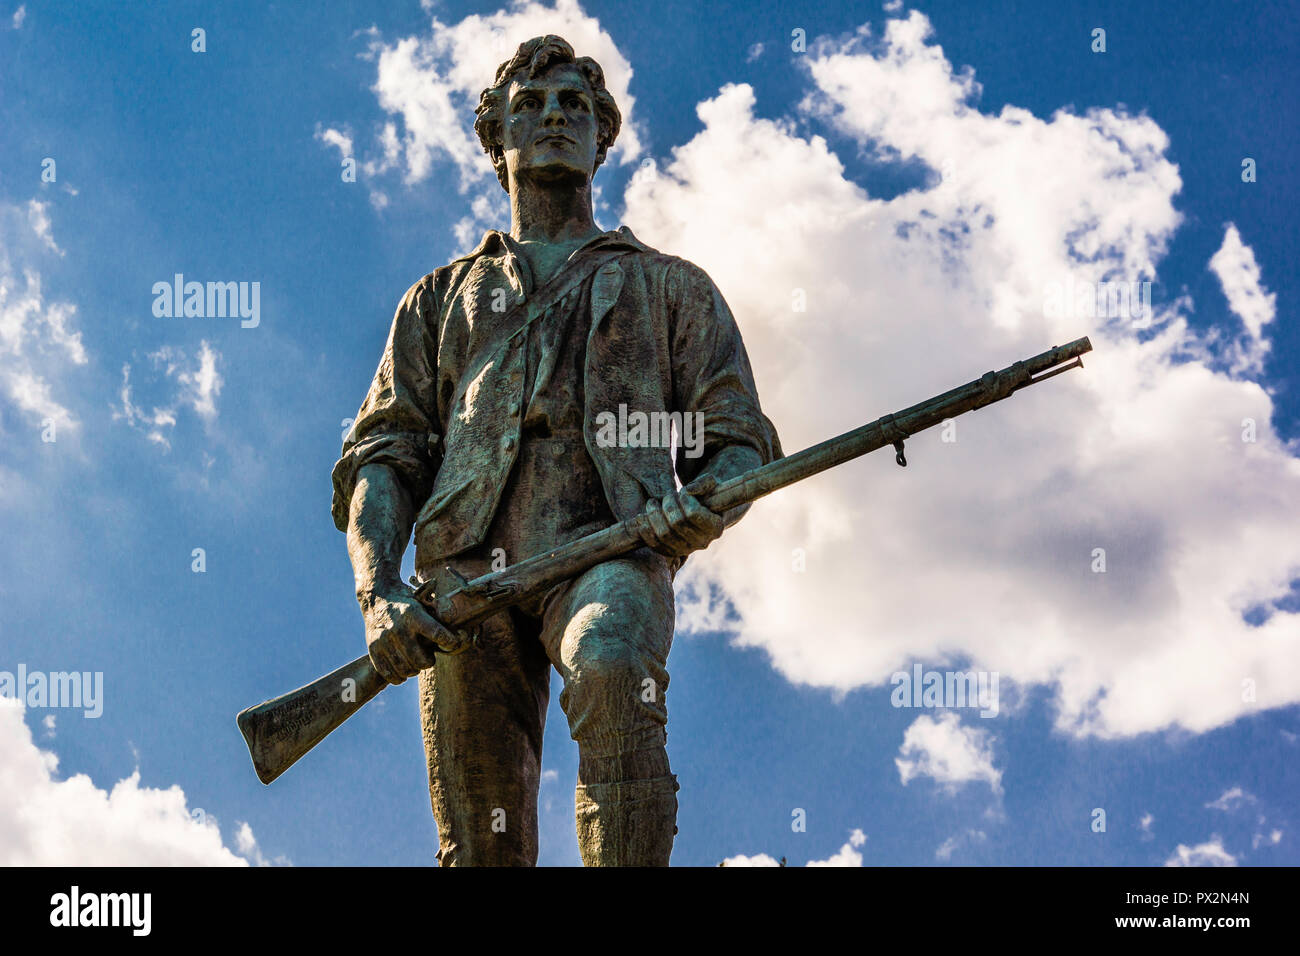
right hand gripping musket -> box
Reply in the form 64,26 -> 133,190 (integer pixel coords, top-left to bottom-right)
237,336 -> 1093,784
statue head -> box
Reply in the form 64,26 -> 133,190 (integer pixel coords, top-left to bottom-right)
474,35 -> 622,193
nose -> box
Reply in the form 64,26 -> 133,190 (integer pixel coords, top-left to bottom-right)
542,92 -> 567,127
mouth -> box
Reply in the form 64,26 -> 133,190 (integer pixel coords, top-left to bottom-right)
536,133 -> 576,148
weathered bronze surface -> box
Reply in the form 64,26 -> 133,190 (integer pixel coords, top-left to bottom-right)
339,35 -> 777,866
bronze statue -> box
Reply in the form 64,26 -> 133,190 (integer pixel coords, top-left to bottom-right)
332,35 -> 781,866
236,35 -> 1094,869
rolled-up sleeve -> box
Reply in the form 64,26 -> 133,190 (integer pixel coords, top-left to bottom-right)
330,276 -> 442,531
668,260 -> 783,484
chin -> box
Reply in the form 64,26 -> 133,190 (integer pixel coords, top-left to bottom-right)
520,161 -> 592,186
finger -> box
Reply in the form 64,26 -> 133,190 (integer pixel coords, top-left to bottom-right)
677,521 -> 717,551
681,494 -> 724,539
397,602 -> 459,664
428,621 -> 472,657
648,496 -> 693,554
405,630 -> 442,670
660,491 -> 689,527
643,499 -> 687,555
639,499 -> 679,555
440,627 -> 476,656
635,501 -> 664,550
368,641 -> 406,685
379,615 -> 427,676
665,493 -> 720,550
387,636 -> 423,679
670,496 -> 722,548
683,474 -> 718,499
399,609 -> 444,667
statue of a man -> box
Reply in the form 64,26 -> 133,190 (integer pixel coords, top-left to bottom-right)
331,34 -> 781,866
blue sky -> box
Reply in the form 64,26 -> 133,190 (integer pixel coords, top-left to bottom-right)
1,0 -> 1297,867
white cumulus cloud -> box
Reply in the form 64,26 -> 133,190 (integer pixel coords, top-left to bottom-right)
0,699 -> 272,866
896,713 -> 1002,794
621,11 -> 1300,740
234,820 -> 290,867
719,851 -> 782,867
806,828 -> 867,866
722,828 -> 866,866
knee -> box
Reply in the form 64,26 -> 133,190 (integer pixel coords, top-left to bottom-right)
568,628 -> 659,691
561,640 -> 669,747
552,559 -> 674,740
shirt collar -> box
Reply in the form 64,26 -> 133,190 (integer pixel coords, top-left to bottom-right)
448,226 -> 650,297
454,225 -> 652,265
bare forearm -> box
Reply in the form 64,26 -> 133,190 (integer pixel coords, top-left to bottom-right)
346,463 -> 415,603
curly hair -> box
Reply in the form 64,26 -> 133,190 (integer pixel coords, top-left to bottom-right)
474,35 -> 622,192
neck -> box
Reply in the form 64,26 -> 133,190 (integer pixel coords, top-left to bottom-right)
509,177 -> 601,243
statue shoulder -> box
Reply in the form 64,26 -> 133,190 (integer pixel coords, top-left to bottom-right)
395,260 -> 473,316
605,235 -> 704,288
649,253 -> 723,303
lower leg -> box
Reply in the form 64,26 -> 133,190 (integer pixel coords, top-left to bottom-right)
574,737 -> 679,867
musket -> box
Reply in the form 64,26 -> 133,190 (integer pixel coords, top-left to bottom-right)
238,336 -> 1092,784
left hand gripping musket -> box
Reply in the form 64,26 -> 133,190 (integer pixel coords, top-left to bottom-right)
237,336 -> 1092,784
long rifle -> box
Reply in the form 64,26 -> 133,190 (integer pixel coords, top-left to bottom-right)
238,336 -> 1092,784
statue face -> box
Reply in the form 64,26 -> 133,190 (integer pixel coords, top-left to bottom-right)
501,63 -> 600,190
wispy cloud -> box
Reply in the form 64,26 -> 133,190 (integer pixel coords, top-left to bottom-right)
1205,786 -> 1256,812
1208,223 -> 1276,374
114,341 -> 224,448
936,828 -> 987,860
0,200 -> 85,432
1164,836 -> 1237,867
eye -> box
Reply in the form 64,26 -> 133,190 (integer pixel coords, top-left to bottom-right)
565,95 -> 588,111
515,95 -> 540,111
